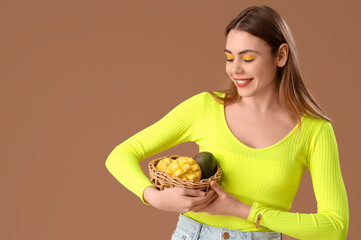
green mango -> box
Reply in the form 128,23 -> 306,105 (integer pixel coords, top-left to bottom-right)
193,151 -> 217,179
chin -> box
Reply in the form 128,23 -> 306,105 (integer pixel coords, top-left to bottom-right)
236,87 -> 254,98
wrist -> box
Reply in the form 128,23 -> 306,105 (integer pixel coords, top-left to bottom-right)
236,202 -> 252,219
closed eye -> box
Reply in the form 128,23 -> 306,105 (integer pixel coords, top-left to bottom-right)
243,54 -> 256,62
225,53 -> 256,63
243,59 -> 255,63
225,53 -> 234,61
225,58 -> 255,63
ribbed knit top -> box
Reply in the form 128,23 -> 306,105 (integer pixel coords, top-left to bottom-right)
105,91 -> 349,240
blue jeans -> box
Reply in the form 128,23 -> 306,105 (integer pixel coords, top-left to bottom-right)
171,214 -> 282,240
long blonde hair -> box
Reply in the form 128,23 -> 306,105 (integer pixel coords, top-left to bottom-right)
207,5 -> 331,133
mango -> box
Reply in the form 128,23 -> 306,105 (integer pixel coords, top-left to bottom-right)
163,156 -> 202,180
155,157 -> 173,172
193,152 -> 217,179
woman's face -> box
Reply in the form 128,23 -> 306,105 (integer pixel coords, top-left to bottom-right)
225,29 -> 279,99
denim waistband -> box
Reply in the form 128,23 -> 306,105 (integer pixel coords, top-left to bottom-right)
172,213 -> 282,240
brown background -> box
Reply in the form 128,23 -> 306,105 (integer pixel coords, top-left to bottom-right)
1,0 -> 359,239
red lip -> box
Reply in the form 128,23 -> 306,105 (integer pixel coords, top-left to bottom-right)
234,78 -> 253,80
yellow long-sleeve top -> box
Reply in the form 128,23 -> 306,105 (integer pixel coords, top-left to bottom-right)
105,91 -> 349,240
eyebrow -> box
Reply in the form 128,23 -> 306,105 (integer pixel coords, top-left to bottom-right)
224,49 -> 260,55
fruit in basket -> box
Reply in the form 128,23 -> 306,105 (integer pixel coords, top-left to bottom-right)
155,157 -> 173,172
163,156 -> 202,180
193,151 -> 217,179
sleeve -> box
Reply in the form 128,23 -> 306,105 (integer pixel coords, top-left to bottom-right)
105,92 -> 205,205
246,121 -> 349,240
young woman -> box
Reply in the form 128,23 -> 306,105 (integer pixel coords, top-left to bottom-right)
105,5 -> 349,240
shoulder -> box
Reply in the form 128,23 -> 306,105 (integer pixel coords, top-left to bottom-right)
184,91 -> 225,104
302,115 -> 331,130
302,115 -> 335,142
208,90 -> 226,98
195,90 -> 225,97
201,90 -> 226,103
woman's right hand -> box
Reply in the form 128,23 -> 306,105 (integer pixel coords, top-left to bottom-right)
143,186 -> 217,213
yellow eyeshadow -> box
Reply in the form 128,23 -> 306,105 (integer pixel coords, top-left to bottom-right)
243,54 -> 256,60
225,53 -> 234,60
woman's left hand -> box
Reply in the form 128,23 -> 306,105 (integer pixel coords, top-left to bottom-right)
193,181 -> 252,219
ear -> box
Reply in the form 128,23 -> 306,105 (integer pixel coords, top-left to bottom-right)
276,43 -> 289,68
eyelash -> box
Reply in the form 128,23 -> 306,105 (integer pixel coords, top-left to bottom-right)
226,58 -> 255,63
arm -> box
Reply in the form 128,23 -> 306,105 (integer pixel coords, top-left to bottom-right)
105,92 -> 205,205
246,121 -> 349,240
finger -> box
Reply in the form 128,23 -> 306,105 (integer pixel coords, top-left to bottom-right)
208,192 -> 218,204
211,181 -> 225,196
211,181 -> 221,189
189,190 -> 216,205
207,192 -> 218,203
181,188 -> 206,197
191,194 -> 218,212
184,192 -> 215,208
205,189 -> 216,196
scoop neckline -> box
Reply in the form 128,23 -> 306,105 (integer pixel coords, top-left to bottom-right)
219,94 -> 306,151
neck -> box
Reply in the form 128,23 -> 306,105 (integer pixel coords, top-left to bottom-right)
236,83 -> 283,115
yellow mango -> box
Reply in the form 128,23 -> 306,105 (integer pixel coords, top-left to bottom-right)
164,157 -> 201,180
155,157 -> 173,172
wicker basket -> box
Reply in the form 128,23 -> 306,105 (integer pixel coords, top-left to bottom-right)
148,154 -> 222,192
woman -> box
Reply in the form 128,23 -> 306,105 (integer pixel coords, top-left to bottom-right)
105,5 -> 349,240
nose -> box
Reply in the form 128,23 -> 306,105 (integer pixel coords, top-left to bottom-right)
231,60 -> 244,75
